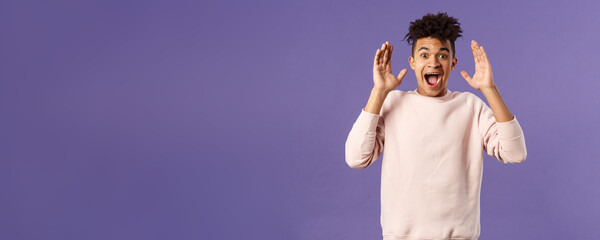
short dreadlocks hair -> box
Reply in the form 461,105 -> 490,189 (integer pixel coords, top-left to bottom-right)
403,12 -> 463,58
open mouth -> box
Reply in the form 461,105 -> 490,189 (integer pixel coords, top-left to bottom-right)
424,73 -> 441,87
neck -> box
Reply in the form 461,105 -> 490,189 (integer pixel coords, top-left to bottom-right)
417,88 -> 447,97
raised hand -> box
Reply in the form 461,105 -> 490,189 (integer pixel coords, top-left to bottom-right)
373,41 -> 408,92
460,40 -> 496,91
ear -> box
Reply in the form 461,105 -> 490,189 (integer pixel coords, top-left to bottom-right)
408,56 -> 415,70
451,57 -> 457,71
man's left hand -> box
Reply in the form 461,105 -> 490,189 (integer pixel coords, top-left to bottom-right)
460,40 -> 496,91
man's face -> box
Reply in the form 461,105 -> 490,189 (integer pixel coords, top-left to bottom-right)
409,37 -> 457,97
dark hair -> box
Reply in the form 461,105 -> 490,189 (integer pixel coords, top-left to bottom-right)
403,12 -> 462,57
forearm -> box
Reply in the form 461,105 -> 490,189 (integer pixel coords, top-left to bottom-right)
364,88 -> 389,115
481,85 -> 514,122
345,106 -> 385,169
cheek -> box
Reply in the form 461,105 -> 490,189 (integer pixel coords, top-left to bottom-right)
415,67 -> 423,76
444,62 -> 453,71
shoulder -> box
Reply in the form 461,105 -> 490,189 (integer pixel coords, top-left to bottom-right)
384,90 -> 409,101
451,90 -> 485,106
378,90 -> 410,115
383,90 -> 412,104
451,90 -> 477,99
388,89 -> 408,96
387,89 -> 419,99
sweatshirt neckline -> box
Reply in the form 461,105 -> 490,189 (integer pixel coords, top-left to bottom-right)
412,88 -> 453,101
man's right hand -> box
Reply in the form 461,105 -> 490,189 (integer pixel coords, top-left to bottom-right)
373,41 -> 408,93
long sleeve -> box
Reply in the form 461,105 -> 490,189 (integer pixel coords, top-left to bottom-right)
345,109 -> 385,169
477,101 -> 527,164
345,89 -> 524,239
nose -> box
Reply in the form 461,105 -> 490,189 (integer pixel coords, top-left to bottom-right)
427,56 -> 441,68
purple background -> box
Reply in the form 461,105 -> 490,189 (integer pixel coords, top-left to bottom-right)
1,0 -> 599,239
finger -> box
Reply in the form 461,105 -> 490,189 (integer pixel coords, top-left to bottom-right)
373,49 -> 380,65
473,41 -> 481,63
385,42 -> 391,65
471,40 -> 479,63
379,43 -> 385,65
388,45 -> 394,65
397,68 -> 408,80
478,46 -> 485,63
383,42 -> 390,65
475,42 -> 484,63
460,70 -> 472,82
480,46 -> 490,64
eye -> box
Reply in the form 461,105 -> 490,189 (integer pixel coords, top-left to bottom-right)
439,54 -> 447,59
420,53 -> 428,58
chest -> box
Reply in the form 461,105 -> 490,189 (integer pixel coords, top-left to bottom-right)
384,101 -> 474,150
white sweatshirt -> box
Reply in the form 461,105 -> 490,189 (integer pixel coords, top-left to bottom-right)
345,89 -> 527,240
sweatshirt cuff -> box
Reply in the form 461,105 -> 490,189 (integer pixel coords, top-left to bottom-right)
354,108 -> 381,132
495,116 -> 524,140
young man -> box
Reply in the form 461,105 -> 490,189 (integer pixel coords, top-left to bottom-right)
345,13 -> 527,240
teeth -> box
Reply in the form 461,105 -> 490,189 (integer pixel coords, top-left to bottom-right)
425,73 -> 441,86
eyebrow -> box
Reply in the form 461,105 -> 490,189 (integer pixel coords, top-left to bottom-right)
418,47 -> 450,53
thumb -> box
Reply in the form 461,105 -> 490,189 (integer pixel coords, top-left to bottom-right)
397,69 -> 408,80
460,70 -> 471,82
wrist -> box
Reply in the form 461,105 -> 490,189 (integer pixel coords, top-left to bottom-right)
371,87 -> 390,96
364,88 -> 390,115
480,85 -> 498,93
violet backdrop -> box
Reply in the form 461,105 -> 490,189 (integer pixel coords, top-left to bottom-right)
1,0 -> 599,239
